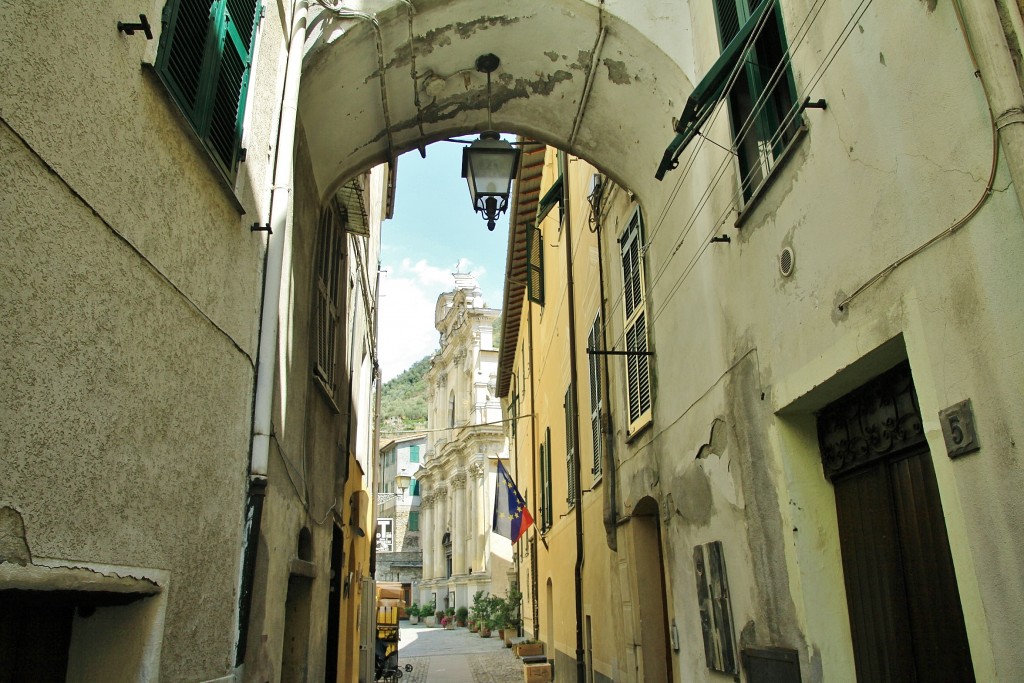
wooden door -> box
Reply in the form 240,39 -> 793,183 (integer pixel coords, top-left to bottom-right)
819,362 -> 974,682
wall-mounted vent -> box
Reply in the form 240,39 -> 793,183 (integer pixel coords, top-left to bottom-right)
779,247 -> 795,277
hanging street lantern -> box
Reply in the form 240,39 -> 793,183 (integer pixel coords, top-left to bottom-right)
462,131 -> 521,230
461,54 -> 521,231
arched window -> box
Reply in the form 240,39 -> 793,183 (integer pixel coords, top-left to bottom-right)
448,390 -> 456,428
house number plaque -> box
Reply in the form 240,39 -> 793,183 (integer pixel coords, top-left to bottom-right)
939,399 -> 981,459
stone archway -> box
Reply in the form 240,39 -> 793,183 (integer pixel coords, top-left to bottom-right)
298,0 -> 694,210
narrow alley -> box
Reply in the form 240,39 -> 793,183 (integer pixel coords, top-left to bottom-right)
6,1 -> 1024,682
397,624 -> 524,683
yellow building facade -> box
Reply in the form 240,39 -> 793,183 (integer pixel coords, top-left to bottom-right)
500,145 -> 672,683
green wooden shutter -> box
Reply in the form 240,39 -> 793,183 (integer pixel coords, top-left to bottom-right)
564,386 -> 576,506
210,0 -> 259,170
157,0 -> 260,175
527,226 -> 545,305
539,441 -> 548,531
588,316 -> 603,477
159,0 -> 214,116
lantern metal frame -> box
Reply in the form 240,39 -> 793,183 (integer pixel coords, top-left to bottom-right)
461,54 -> 521,231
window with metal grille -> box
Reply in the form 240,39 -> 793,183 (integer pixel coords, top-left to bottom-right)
312,202 -> 345,398
588,315 -> 603,478
156,0 -> 261,176
565,386 -> 576,507
620,208 -> 652,433
527,226 -> 544,305
713,0 -> 800,199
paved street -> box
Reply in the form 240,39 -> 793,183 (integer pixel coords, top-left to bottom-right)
396,623 -> 525,683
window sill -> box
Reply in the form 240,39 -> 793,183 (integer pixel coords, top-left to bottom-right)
734,123 -> 809,230
625,416 -> 653,444
313,373 -> 342,414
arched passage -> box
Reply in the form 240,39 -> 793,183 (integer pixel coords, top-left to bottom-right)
299,0 -> 694,209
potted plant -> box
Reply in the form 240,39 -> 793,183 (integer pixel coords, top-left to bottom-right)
515,640 -> 545,658
469,590 -> 485,632
495,588 -> 522,646
408,602 -> 421,625
455,606 -> 469,627
491,593 -> 512,643
434,609 -> 445,627
483,594 -> 504,638
422,599 -> 437,626
474,592 -> 495,637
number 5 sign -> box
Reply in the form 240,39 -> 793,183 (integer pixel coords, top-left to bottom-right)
939,399 -> 981,459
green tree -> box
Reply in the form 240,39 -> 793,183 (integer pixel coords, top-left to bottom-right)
381,355 -> 432,434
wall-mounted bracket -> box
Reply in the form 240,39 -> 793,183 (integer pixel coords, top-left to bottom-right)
801,97 -> 827,111
710,234 -> 731,243
586,349 -> 654,357
118,14 -> 153,40
251,223 -> 272,234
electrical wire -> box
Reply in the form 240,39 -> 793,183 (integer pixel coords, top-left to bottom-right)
601,0 -> 875,353
836,0 -> 999,310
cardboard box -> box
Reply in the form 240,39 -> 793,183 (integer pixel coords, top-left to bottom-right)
524,663 -> 552,683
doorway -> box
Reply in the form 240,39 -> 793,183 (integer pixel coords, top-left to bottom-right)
630,497 -> 673,682
817,361 -> 974,682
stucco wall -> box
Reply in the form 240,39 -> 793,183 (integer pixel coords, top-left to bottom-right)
0,0 -> 291,678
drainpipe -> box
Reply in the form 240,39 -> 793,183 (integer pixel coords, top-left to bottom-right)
559,152 -> 586,683
592,177 -> 618,552
237,0 -> 308,666
954,0 -> 1024,214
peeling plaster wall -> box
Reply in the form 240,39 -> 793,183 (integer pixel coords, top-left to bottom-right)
300,0 -> 692,203
495,0 -> 1024,676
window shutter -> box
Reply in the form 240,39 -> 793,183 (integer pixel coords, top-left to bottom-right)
157,0 -> 260,175
540,428 -> 553,531
527,227 -> 545,305
539,441 -> 548,531
159,0 -> 212,115
313,203 -> 343,395
714,0 -> 742,46
565,387 -> 576,506
588,317 -> 603,477
620,209 -> 652,431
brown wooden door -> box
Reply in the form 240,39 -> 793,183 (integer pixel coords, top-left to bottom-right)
821,362 -> 975,682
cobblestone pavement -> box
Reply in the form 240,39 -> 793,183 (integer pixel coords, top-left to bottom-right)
396,624 -> 524,683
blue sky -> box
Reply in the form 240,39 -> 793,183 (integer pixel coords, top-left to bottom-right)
378,141 -> 509,381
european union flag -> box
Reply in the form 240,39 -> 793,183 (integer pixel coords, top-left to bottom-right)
492,460 -> 534,543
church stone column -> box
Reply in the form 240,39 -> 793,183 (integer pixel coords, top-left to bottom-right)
421,493 -> 433,581
452,472 -> 467,576
474,459 -> 488,571
468,461 -> 485,571
434,486 -> 448,578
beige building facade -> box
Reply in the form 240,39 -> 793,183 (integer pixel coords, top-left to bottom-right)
414,276 -> 513,612
2,1 -> 382,681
